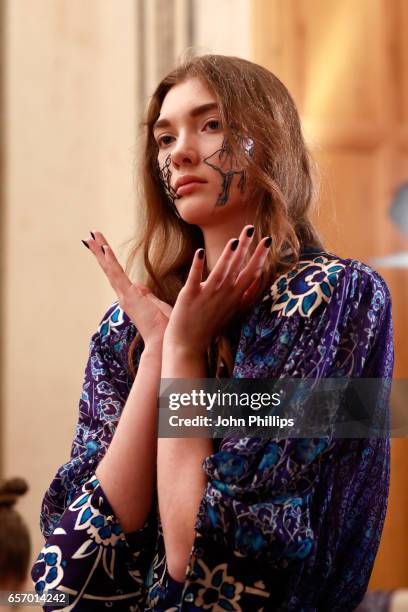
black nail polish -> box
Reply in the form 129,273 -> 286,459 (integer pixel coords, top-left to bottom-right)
264,236 -> 272,248
82,240 -> 90,250
231,239 -> 239,251
198,248 -> 205,259
90,231 -> 96,240
246,226 -> 255,238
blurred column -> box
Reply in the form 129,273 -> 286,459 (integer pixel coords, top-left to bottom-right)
192,0 -> 251,58
137,0 -> 251,107
2,0 -> 138,581
138,0 -> 193,106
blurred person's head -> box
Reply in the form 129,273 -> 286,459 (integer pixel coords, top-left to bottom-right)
0,478 -> 31,591
127,53 -> 323,375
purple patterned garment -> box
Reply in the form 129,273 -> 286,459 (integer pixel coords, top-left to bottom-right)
31,250 -> 394,611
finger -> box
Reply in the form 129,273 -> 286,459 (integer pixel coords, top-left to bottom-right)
184,248 -> 205,293
84,231 -> 132,297
203,237 -> 239,292
226,224 -> 255,280
234,236 -> 272,294
100,243 -> 133,297
89,230 -> 109,251
205,225 -> 255,292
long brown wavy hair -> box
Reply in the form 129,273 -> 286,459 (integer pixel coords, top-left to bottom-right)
126,54 -> 323,377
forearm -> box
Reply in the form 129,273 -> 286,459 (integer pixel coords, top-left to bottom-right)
158,344 -> 213,581
96,345 -> 161,533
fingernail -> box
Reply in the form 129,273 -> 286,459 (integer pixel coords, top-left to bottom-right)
264,236 -> 272,248
82,240 -> 90,250
90,231 -> 96,240
198,248 -> 205,259
231,239 -> 239,251
246,226 -> 255,238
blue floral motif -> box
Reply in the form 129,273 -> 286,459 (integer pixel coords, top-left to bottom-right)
32,544 -> 64,593
189,558 -> 246,611
182,556 -> 270,611
98,302 -> 126,338
212,452 -> 248,483
69,476 -> 126,552
277,277 -> 287,294
85,440 -> 99,458
284,537 -> 314,559
295,439 -> 328,463
263,254 -> 346,317
258,442 -> 279,469
235,524 -> 266,555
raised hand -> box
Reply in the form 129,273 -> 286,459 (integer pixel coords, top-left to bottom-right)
163,225 -> 272,356
82,231 -> 172,350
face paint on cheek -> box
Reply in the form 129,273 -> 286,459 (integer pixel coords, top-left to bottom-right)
203,136 -> 255,207
155,154 -> 182,216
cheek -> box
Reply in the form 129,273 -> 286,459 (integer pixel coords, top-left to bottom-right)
202,136 -> 225,158
156,152 -> 167,168
226,176 -> 245,203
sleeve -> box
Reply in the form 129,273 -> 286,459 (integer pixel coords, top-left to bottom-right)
31,302 -> 157,610
193,258 -> 393,574
355,590 -> 395,611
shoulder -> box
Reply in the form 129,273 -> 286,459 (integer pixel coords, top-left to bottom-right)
261,249 -> 391,320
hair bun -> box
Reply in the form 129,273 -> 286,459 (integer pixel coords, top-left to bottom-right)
0,477 -> 29,508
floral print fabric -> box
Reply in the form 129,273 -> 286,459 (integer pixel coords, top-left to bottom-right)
31,250 -> 394,611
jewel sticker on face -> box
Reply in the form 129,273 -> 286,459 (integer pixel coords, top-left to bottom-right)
243,137 -> 255,156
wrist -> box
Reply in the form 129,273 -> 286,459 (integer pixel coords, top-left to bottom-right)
142,340 -> 164,360
162,340 -> 206,361
161,342 -> 207,378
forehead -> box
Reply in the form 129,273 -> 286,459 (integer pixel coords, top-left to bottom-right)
158,76 -> 217,118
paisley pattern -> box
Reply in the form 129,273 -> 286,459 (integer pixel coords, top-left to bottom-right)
31,251 -> 394,611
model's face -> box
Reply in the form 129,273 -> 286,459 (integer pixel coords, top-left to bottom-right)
153,77 -> 252,227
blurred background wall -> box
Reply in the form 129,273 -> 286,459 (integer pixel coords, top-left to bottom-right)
1,0 -> 140,597
252,0 -> 408,590
0,0 -> 406,602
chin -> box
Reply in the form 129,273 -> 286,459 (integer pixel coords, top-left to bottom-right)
180,198 -> 246,228
176,197 -> 216,225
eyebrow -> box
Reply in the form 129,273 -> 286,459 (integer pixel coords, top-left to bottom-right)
153,102 -> 219,131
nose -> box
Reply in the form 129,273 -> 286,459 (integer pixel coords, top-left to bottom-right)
170,133 -> 199,168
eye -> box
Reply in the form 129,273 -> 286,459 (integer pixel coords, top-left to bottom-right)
156,134 -> 175,148
204,119 -> 221,131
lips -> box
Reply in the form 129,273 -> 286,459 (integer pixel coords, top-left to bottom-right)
174,175 -> 207,193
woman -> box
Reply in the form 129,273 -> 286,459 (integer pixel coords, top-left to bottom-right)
31,55 -> 394,611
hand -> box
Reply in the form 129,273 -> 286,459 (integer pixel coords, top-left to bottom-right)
163,225 -> 271,356
83,231 -> 172,349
